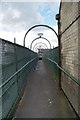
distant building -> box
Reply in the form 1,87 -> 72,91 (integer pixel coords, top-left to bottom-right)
38,49 -> 51,56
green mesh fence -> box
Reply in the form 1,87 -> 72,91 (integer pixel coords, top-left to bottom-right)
44,47 -> 59,79
0,38 -> 38,119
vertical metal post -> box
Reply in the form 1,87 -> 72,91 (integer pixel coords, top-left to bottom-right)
24,40 -> 25,47
14,38 -> 16,44
14,45 -> 20,96
58,24 -> 61,90
56,13 -> 62,89
0,39 -> 2,119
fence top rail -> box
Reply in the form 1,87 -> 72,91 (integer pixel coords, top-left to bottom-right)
0,57 -> 37,89
45,57 -> 80,86
0,38 -> 37,54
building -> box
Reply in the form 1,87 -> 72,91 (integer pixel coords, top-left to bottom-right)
59,2 -> 80,116
38,49 -> 50,56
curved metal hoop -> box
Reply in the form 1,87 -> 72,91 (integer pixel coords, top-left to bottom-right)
33,42 -> 48,51
23,24 -> 58,46
34,45 -> 47,52
30,37 -> 51,49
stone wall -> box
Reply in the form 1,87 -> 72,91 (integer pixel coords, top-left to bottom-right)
60,2 -> 80,116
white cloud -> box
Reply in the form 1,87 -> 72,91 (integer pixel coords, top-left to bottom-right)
12,9 -> 21,19
0,13 -> 4,21
0,2 -> 44,31
0,2 -> 59,51
2,0 -> 60,2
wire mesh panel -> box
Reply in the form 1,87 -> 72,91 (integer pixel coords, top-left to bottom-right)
44,47 -> 59,78
0,38 -> 38,119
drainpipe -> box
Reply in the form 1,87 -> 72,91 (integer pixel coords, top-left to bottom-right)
56,13 -> 62,89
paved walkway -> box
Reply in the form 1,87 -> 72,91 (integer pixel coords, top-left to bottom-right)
14,60 -> 77,118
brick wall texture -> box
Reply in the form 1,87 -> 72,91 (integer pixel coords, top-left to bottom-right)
60,2 -> 80,116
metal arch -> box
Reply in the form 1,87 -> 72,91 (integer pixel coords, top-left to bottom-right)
33,43 -> 48,51
35,45 -> 47,50
23,24 -> 58,46
30,37 -> 51,50
33,42 -> 48,51
34,45 -> 47,52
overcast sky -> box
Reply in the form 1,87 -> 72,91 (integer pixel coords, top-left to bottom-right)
0,1 -> 60,52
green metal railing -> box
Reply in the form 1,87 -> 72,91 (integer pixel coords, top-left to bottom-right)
0,38 -> 38,119
0,57 -> 37,94
0,57 -> 36,89
44,46 -> 80,86
44,47 -> 59,78
45,58 -> 80,86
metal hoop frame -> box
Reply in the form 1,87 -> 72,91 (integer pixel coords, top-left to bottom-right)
30,36 -> 51,50
34,45 -> 47,52
33,42 -> 48,51
23,24 -> 58,46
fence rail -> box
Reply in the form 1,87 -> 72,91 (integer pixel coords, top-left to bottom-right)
0,57 -> 37,90
45,57 -> 80,86
43,47 -> 59,78
0,57 -> 37,98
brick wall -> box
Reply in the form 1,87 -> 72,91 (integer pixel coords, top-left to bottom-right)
60,2 -> 80,116
78,2 -> 80,117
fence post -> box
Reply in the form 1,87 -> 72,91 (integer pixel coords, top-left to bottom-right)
56,13 -> 62,89
0,39 -> 2,119
14,44 -> 19,96
14,38 -> 16,44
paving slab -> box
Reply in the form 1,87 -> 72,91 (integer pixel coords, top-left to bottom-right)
14,60 -> 77,118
